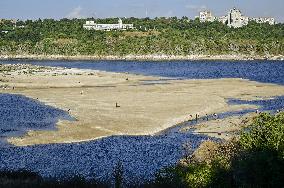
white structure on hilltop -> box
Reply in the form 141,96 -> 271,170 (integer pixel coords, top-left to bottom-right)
249,17 -> 275,25
83,18 -> 134,31
199,8 -> 275,28
227,8 -> 249,28
199,11 -> 215,22
216,16 -> 228,24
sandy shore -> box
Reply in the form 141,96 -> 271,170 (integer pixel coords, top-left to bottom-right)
180,113 -> 257,140
1,64 -> 284,146
1,54 -> 284,61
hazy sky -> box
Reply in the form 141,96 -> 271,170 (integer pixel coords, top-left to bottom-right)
0,0 -> 283,22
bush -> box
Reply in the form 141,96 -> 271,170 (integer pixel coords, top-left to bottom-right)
152,112 -> 284,188
1,113 -> 283,187
232,112 -> 284,187
232,150 -> 284,187
240,112 -> 284,158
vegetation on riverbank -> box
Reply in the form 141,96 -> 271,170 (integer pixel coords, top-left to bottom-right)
1,112 -> 283,187
0,18 -> 283,59
153,112 -> 284,187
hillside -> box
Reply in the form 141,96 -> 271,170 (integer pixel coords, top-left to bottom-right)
0,17 -> 284,60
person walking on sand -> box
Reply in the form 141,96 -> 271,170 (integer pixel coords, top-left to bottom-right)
195,114 -> 199,122
213,113 -> 218,120
116,102 -> 120,108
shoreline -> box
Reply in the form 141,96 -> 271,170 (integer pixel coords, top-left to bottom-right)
1,54 -> 284,61
2,64 -> 284,146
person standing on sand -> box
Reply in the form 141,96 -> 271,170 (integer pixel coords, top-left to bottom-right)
213,113 -> 218,120
195,114 -> 199,122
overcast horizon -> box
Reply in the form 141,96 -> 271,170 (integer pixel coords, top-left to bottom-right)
0,0 -> 283,22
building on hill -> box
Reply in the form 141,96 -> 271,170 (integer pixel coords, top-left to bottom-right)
199,11 -> 215,22
227,8 -> 249,28
217,16 -> 228,24
198,7 -> 275,28
249,17 -> 275,25
83,18 -> 134,31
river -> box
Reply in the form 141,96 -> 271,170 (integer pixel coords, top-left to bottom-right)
0,60 -> 284,183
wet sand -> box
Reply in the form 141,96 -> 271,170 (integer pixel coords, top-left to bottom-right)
1,64 -> 284,146
181,113 -> 257,140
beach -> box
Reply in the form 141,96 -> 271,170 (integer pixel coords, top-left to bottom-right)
188,113 -> 257,140
1,63 -> 284,146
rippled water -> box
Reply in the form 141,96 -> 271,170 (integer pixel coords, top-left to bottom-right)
0,94 -> 73,146
0,95 -> 283,182
2,60 -> 284,85
0,60 -> 284,182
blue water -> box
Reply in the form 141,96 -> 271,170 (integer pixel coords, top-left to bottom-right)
0,94 -> 283,182
0,94 -> 73,146
0,132 -> 212,183
161,96 -> 284,136
1,60 -> 284,183
2,60 -> 284,85
228,96 -> 284,112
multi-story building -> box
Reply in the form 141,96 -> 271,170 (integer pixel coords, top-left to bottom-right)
227,8 -> 249,28
83,18 -> 134,31
198,7 -> 275,28
199,11 -> 215,22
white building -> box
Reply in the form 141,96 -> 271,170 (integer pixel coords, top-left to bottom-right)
227,8 -> 249,28
199,11 -> 215,22
198,7 -> 275,28
249,17 -> 275,25
83,18 -> 134,31
217,16 -> 228,24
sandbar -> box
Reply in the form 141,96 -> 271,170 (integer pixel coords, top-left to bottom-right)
1,64 -> 284,146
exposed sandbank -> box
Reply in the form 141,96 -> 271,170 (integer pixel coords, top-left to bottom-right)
1,64 -> 284,146
181,113 -> 257,140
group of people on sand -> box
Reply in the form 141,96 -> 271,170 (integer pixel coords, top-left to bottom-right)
188,113 -> 219,123
256,109 -> 282,114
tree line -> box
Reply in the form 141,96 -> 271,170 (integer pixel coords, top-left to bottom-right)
0,17 -> 283,57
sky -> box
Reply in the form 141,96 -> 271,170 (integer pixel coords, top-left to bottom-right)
0,0 -> 283,22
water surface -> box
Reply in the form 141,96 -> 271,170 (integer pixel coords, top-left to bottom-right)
0,94 -> 73,146
2,60 -> 284,85
0,94 -> 283,183
1,60 -> 284,182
